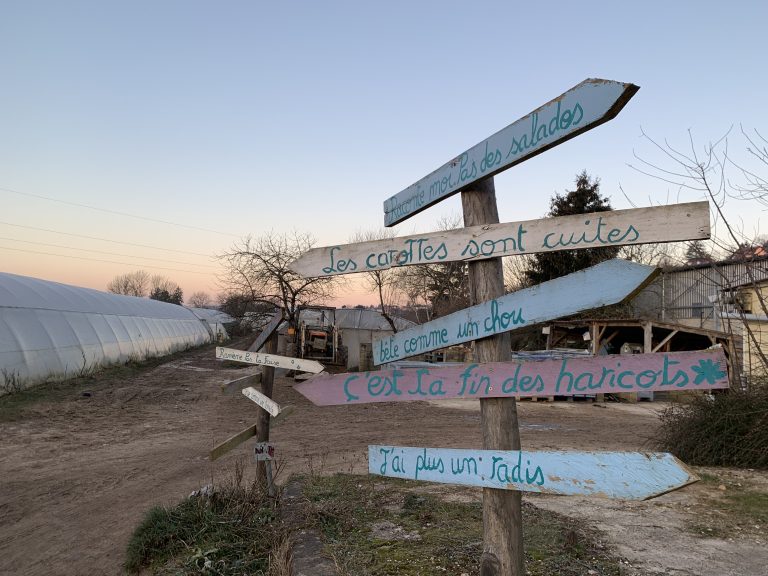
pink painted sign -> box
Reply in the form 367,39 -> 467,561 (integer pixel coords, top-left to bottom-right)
294,350 -> 728,406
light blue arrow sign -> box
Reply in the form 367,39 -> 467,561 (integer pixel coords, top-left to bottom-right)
383,78 -> 639,226
372,259 -> 658,365
369,445 -> 698,500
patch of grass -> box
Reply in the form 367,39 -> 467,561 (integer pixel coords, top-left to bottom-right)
301,473 -> 633,576
0,342 -> 222,422
686,472 -> 768,539
125,467 -> 282,575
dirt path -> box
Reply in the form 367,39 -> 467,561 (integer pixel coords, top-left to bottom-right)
1,343 -> 765,575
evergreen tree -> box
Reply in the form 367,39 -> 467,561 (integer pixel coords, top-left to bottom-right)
150,287 -> 183,305
684,240 -> 713,265
524,171 -> 618,284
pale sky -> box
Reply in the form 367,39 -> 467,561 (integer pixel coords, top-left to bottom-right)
1,1 -> 766,306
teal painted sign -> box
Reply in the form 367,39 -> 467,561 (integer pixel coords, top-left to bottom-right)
372,259 -> 658,365
369,445 -> 698,500
294,349 -> 728,406
290,202 -> 709,277
383,78 -> 639,226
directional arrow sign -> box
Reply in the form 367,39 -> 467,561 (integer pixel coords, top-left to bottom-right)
294,349 -> 728,405
369,445 -> 698,500
216,347 -> 325,373
290,202 -> 709,277
372,259 -> 658,365
242,386 -> 282,417
383,78 -> 639,226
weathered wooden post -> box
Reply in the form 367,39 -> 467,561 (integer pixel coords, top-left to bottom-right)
254,331 -> 277,488
462,177 -> 523,575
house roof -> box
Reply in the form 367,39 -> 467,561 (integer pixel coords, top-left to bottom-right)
335,308 -> 415,331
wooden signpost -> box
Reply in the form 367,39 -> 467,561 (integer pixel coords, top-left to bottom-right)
216,346 -> 325,373
383,78 -> 638,226
295,349 -> 728,406
288,78 -> 717,574
369,446 -> 699,500
290,202 -> 709,277
372,258 -> 658,365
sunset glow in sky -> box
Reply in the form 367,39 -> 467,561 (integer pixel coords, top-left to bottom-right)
2,1 -> 766,306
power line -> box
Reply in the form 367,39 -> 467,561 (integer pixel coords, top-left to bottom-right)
0,185 -> 242,237
0,236 -> 220,269
0,220 -> 216,257
0,245 -> 216,276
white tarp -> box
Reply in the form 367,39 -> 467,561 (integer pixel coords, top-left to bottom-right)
0,272 -> 213,392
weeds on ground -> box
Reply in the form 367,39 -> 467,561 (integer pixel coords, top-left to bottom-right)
300,473 -> 633,576
687,470 -> 768,539
125,463 -> 286,575
654,387 -> 768,469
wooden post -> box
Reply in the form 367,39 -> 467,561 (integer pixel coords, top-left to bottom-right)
255,331 -> 278,488
462,177 -> 524,576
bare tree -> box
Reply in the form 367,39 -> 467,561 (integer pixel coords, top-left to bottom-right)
502,254 -> 533,293
150,274 -> 181,294
630,127 -> 768,375
218,231 -> 340,329
349,228 -> 405,332
399,214 -> 469,318
107,270 -> 150,297
188,291 -> 212,308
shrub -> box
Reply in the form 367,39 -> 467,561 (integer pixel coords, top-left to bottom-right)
125,472 -> 279,574
654,386 -> 768,469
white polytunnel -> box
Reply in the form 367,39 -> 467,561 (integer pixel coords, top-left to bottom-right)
187,307 -> 236,342
0,272 -> 218,392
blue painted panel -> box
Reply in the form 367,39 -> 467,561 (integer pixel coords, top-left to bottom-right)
372,259 -> 657,365
369,445 -> 698,500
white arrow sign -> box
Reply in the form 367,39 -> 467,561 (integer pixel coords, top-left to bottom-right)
242,386 -> 282,417
291,202 -> 709,277
384,78 -> 639,226
216,347 -> 325,373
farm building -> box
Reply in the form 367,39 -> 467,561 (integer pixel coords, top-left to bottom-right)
335,308 -> 415,370
720,277 -> 768,380
0,272 -> 228,392
276,307 -> 416,370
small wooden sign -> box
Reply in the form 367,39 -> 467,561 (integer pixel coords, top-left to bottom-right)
372,259 -> 658,365
209,423 -> 258,461
295,349 -> 728,405
220,372 -> 261,395
249,312 -> 283,352
242,386 -> 282,417
254,442 -> 275,461
383,78 -> 639,226
369,445 -> 698,500
291,202 -> 709,277
216,347 -> 325,373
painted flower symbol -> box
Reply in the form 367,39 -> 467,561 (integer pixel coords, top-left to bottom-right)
691,359 -> 727,385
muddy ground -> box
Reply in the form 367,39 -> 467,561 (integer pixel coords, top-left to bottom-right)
0,341 -> 765,576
